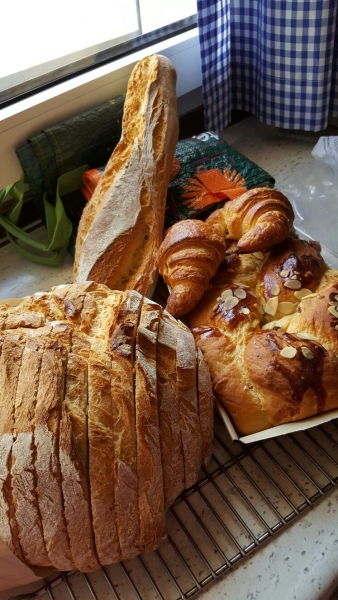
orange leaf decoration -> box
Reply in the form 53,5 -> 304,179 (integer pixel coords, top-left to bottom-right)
181,168 -> 247,211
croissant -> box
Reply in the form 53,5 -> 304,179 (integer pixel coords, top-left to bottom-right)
206,187 -> 294,253
157,220 -> 226,318
187,237 -> 338,435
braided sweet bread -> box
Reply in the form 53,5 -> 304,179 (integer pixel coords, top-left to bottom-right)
187,236 -> 338,435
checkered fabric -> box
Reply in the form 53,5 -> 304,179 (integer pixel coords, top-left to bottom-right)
197,1 -> 338,132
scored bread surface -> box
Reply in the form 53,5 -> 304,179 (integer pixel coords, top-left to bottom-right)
156,311 -> 185,509
60,331 -> 99,572
34,323 -> 74,571
87,292 -> 123,565
110,290 -> 143,560
12,334 -> 51,567
0,333 -> 26,559
135,299 -> 166,552
74,54 -> 179,298
176,324 -> 203,489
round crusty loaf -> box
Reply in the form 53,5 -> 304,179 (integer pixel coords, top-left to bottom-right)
187,236 -> 338,435
74,54 -> 179,299
0,282 -> 213,584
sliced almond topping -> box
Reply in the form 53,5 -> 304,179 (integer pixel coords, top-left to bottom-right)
253,251 -> 265,260
328,305 -> 338,319
234,288 -> 247,300
278,301 -> 296,315
280,269 -> 290,278
223,296 -> 239,310
300,293 -> 318,300
291,275 -> 298,279
248,290 -> 257,297
212,304 -> 219,312
240,307 -> 250,315
280,346 -> 297,358
335,324 -> 338,330
233,282 -> 249,288
271,285 -> 280,296
294,288 -> 313,300
284,279 -> 302,290
254,303 -> 265,315
221,289 -> 233,301
261,322 -> 275,330
265,296 -> 279,316
301,347 -> 314,360
296,332 -> 319,341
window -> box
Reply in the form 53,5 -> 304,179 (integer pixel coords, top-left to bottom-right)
1,0 -> 196,106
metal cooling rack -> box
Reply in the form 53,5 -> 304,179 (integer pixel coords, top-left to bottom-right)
17,414 -> 338,600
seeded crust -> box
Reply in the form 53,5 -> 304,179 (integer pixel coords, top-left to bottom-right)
135,299 -> 166,552
0,333 -> 26,560
109,290 -> 143,560
156,311 -> 184,509
34,323 -> 74,571
176,324 -> 203,489
12,334 -> 51,567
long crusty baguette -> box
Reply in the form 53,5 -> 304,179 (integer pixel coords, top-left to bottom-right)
73,54 -> 179,298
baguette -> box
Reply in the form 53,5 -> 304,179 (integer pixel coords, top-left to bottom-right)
74,54 -> 179,298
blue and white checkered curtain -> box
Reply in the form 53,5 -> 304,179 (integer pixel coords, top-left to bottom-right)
197,0 -> 338,132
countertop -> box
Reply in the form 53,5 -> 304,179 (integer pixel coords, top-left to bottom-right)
1,116 -> 338,600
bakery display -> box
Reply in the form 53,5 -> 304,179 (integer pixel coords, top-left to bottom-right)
74,54 -> 179,298
0,282 -> 213,575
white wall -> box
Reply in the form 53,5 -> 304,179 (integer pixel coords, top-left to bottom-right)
0,30 -> 201,190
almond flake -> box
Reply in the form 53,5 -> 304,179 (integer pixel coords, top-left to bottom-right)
233,282 -> 249,288
221,289 -> 233,301
284,279 -> 302,290
254,303 -> 265,315
280,346 -> 297,358
223,296 -> 239,310
296,332 -> 319,341
335,324 -> 338,330
278,301 -> 296,315
300,293 -> 318,300
291,275 -> 298,279
328,305 -> 338,319
212,304 -> 219,312
253,251 -> 265,260
240,307 -> 250,315
261,322 -> 274,330
301,347 -> 314,360
265,296 -> 279,316
234,288 -> 247,299
248,290 -> 257,297
294,288 -> 313,300
280,269 -> 290,278
271,285 -> 280,296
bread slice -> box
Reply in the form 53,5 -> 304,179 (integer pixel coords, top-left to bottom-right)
135,298 -> 166,552
176,324 -> 203,489
11,334 -> 51,567
59,331 -> 99,572
74,54 -> 179,298
0,333 -> 26,560
196,348 -> 214,468
34,322 -> 74,571
87,291 -> 123,565
110,290 -> 143,560
156,311 -> 185,509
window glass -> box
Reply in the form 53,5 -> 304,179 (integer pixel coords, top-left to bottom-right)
1,0 -> 196,105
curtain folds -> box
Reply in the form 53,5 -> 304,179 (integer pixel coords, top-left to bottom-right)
197,0 -> 338,132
